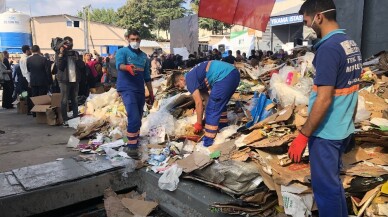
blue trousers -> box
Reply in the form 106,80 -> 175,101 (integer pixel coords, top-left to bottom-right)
203,69 -> 240,147
309,135 -> 352,217
120,91 -> 145,148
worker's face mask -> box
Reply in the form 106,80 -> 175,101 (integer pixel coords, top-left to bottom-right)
129,42 -> 140,50
303,9 -> 336,40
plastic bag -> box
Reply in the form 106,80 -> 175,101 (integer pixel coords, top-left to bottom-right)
214,125 -> 239,145
355,96 -> 371,123
158,164 -> 183,191
269,73 -> 312,107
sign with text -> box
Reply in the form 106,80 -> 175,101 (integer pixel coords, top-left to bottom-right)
270,14 -> 303,26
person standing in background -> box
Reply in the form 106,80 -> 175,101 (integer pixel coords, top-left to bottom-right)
1,52 -> 13,109
27,45 -> 52,116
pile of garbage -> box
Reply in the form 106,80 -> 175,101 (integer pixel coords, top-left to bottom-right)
66,50 -> 388,217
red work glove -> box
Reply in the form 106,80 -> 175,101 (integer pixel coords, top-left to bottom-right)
126,64 -> 136,76
288,132 -> 309,163
193,122 -> 203,134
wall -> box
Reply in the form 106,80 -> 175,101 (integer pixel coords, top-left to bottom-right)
31,15 -> 127,54
361,0 -> 388,58
333,0 -> 364,53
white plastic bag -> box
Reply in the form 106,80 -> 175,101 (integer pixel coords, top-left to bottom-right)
355,96 -> 371,123
158,164 -> 183,191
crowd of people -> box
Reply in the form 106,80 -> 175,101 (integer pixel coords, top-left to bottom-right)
1,43 -> 289,122
146,48 -> 288,77
0,40 -> 117,125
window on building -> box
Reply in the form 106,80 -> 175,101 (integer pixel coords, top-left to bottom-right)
73,21 -> 80,27
66,21 -> 72,27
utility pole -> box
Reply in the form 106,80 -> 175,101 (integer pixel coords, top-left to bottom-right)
83,5 -> 91,53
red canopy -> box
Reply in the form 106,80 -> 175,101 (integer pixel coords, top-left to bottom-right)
198,0 -> 276,32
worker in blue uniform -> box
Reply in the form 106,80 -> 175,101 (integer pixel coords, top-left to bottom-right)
173,60 -> 240,147
116,29 -> 154,159
288,1 -> 362,216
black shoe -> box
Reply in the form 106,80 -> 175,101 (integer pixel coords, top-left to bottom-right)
27,112 -> 33,116
62,121 -> 69,127
123,146 -> 140,160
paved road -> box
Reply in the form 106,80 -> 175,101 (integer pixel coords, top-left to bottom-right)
0,108 -> 78,172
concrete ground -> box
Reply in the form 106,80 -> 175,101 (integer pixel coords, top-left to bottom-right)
0,107 -> 78,172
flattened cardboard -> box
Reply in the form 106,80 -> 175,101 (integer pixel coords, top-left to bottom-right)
274,104 -> 295,122
104,188 -> 134,217
207,140 -> 235,162
31,105 -> 51,113
30,95 -> 51,106
248,134 -> 296,148
121,198 -> 158,217
342,148 -> 372,166
177,151 -> 212,173
243,129 -> 265,145
345,163 -> 387,177
230,147 -> 251,162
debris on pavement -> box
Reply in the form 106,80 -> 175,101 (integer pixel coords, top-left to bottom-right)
68,49 -> 388,216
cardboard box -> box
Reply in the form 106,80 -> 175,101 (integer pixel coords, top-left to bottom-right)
13,99 -> 28,114
30,94 -> 63,125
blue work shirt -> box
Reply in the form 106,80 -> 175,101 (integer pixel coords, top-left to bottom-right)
186,60 -> 236,94
115,46 -> 151,93
309,31 -> 362,140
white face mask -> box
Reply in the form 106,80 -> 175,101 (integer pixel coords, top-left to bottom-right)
303,9 -> 336,40
303,25 -> 318,40
129,42 -> 140,50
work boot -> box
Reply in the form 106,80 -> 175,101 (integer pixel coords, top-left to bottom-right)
123,146 -> 140,160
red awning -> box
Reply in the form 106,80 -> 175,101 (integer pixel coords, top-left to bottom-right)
198,0 -> 276,32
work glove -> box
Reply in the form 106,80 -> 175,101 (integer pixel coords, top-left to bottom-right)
288,132 -> 309,163
147,92 -> 155,105
193,122 -> 203,134
126,64 -> 136,76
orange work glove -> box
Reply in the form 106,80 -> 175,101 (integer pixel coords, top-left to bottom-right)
288,132 -> 309,163
193,122 -> 203,134
126,64 -> 136,76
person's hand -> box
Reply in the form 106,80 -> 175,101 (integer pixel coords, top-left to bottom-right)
193,122 -> 203,133
126,64 -> 136,76
288,132 -> 309,163
59,47 -> 65,53
147,92 -> 154,105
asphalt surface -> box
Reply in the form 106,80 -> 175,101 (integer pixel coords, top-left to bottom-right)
0,107 -> 78,172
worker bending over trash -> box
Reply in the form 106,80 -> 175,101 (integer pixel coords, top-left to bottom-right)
116,29 -> 154,159
173,60 -> 240,147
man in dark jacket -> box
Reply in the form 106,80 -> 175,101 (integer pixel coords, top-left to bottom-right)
57,36 -> 83,125
27,45 -> 52,98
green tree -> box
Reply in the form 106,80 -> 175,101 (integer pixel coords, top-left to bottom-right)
116,0 -> 156,39
152,0 -> 187,39
76,8 -> 119,25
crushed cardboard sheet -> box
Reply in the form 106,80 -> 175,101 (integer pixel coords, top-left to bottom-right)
104,188 -> 158,217
248,134 -> 296,149
243,129 -> 265,145
176,151 -> 213,173
345,163 -> 388,177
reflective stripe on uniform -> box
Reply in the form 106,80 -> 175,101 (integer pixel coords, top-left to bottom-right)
205,131 -> 217,138
205,124 -> 218,131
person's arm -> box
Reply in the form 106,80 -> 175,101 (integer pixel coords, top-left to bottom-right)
192,89 -> 204,124
300,86 -> 334,136
57,47 -> 67,71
